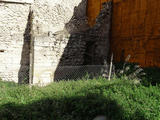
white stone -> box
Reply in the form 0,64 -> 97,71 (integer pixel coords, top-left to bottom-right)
0,0 -> 34,4
0,0 -> 88,85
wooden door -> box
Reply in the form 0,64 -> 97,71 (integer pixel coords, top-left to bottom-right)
111,0 -> 160,67
87,0 -> 160,67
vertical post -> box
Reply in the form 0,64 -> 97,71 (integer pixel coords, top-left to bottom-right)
29,7 -> 34,86
29,34 -> 34,86
108,53 -> 113,81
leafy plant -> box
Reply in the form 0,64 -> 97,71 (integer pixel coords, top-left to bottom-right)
114,55 -> 146,83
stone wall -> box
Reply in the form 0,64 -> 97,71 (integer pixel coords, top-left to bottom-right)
0,0 -> 112,85
0,0 -> 33,3
32,0 -> 88,35
83,2 -> 112,65
0,3 -> 30,83
54,1 -> 112,82
0,0 -> 89,84
32,0 -> 89,85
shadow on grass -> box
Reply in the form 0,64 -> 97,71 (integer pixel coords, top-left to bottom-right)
0,96 -> 120,120
0,84 -> 148,120
142,67 -> 160,86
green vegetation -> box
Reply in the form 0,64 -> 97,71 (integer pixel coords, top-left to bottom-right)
0,76 -> 160,120
142,67 -> 160,86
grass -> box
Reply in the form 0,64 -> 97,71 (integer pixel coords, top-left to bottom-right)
0,77 -> 160,120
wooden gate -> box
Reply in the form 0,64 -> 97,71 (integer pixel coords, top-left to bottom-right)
87,0 -> 160,67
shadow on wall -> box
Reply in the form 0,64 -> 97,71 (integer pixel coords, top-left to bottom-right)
54,0 -> 112,81
18,11 -> 33,84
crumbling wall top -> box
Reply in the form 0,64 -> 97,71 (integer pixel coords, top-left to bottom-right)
0,0 -> 34,4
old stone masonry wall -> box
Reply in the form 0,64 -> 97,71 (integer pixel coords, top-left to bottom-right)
0,0 -> 112,85
0,0 -> 88,84
0,2 -> 30,83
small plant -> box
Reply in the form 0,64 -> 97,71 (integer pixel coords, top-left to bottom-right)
115,55 -> 146,83
82,72 -> 91,80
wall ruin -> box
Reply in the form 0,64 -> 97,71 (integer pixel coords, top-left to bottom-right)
0,0 -> 112,85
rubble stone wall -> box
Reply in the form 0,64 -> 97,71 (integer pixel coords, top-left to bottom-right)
0,0 -> 111,85
0,0 -> 88,84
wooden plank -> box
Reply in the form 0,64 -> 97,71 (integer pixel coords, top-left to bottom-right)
0,0 -> 33,4
87,0 -> 160,67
